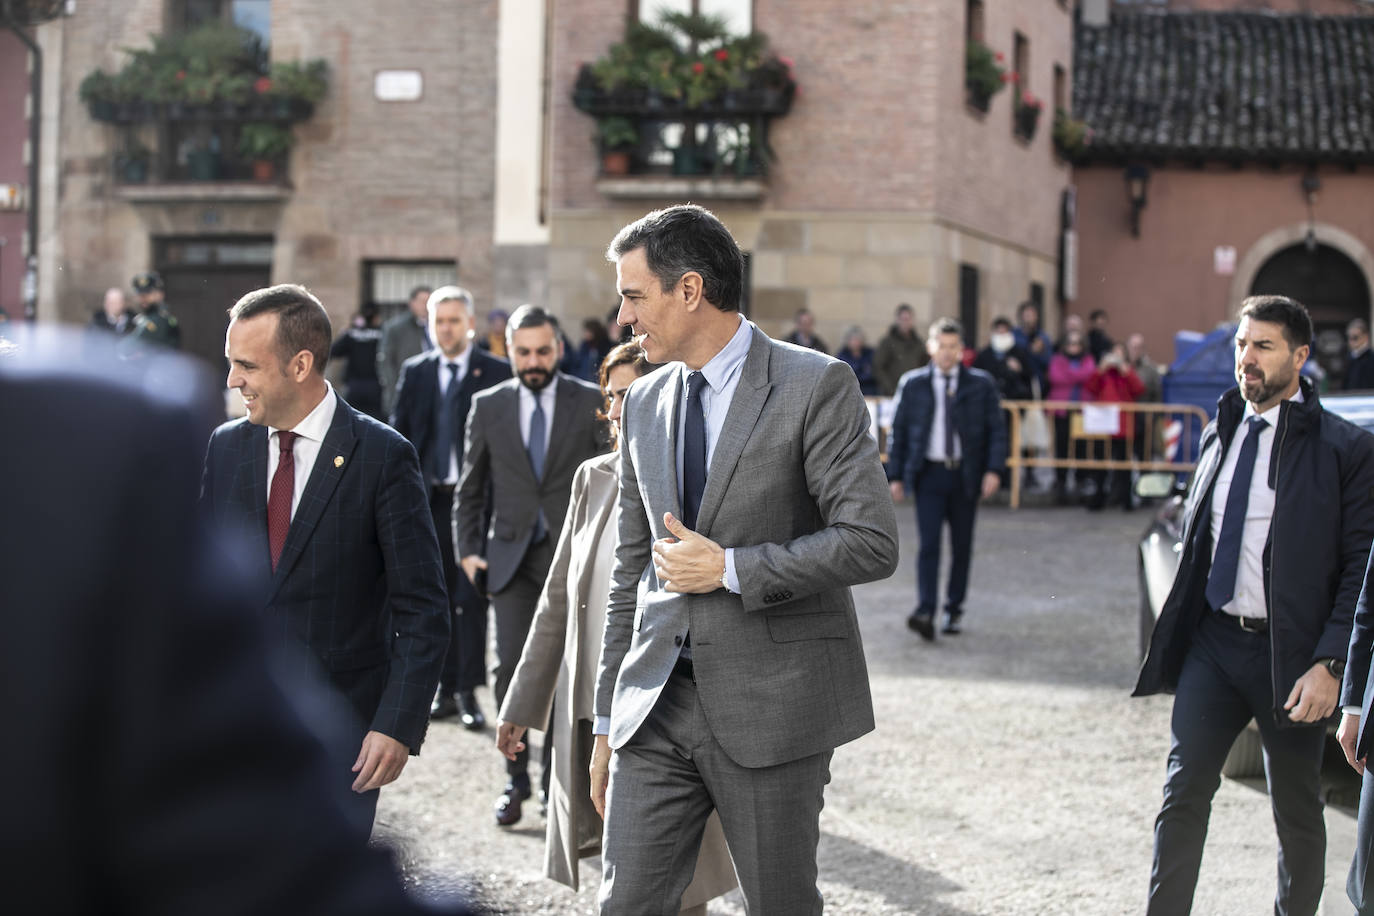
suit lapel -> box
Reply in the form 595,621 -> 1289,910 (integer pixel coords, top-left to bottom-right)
269,394 -> 358,596
235,423 -> 272,574
695,328 -> 773,535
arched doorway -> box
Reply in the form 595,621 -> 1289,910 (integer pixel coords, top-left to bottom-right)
1250,242 -> 1372,386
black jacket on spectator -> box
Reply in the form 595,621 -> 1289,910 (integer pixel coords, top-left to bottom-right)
885,365 -> 1008,500
972,345 -> 1034,401
1346,349 -> 1374,391
1134,378 -> 1374,717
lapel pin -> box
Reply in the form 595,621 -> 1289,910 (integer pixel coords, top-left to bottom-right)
473,368 -> 482,377
334,456 -> 344,468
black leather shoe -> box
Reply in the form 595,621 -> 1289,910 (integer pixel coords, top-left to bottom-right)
495,783 -> 531,827
457,690 -> 485,731
430,694 -> 459,720
942,611 -> 963,635
907,611 -> 936,641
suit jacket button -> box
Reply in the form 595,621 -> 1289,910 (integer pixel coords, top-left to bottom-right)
674,635 -> 683,646
783,591 -> 792,599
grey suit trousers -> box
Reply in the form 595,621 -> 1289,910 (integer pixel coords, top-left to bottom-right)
491,537 -> 554,787
599,667 -> 831,916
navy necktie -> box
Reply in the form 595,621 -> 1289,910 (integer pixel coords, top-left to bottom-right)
528,394 -> 548,541
682,371 -> 708,530
1205,416 -> 1269,611
943,374 -> 957,459
433,362 -> 460,482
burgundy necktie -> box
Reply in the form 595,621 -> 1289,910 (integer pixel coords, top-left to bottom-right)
267,430 -> 297,571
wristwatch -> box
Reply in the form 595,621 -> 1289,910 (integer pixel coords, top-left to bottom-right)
719,568 -> 730,592
1324,657 -> 1347,680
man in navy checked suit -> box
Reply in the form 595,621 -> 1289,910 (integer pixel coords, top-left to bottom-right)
202,284 -> 450,829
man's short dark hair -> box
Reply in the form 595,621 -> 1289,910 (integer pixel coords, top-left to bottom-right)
606,204 -> 743,313
896,303 -> 913,317
409,285 -> 433,302
229,284 -> 332,375
1239,295 -> 1313,351
929,318 -> 963,341
1242,295 -> 1313,354
1089,309 -> 1108,322
505,304 -> 560,349
990,316 -> 1013,331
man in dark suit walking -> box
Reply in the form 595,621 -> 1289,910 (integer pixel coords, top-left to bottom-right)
886,318 -> 1007,640
393,286 -> 511,730
456,304 -> 607,826
1137,296 -> 1374,916
591,205 -> 899,914
202,284 -> 450,829
1345,318 -> 1374,391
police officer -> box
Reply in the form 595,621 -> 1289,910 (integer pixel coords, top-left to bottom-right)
123,272 -> 181,355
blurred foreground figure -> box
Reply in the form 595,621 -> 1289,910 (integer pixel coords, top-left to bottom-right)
0,329 -> 471,915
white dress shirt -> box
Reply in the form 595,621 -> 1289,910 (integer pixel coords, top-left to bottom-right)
1207,392 -> 1300,620
436,347 -> 472,484
519,375 -> 559,452
267,383 -> 338,520
925,369 -> 962,462
676,315 -> 751,593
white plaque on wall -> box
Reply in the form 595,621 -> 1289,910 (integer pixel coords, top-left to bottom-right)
374,70 -> 423,102
1214,245 -> 1237,276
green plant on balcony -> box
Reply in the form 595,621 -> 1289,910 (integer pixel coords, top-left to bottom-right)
596,116 -> 639,175
965,40 -> 1006,112
1052,107 -> 1092,158
79,22 -> 327,123
238,122 -> 295,180
576,13 -> 796,114
113,138 -> 152,184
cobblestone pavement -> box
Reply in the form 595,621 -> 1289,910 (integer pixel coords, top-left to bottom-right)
374,501 -> 1359,915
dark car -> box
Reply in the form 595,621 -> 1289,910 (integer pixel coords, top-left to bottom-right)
1136,391 -> 1374,775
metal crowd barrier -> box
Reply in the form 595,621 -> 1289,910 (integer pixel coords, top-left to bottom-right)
866,398 -> 1212,510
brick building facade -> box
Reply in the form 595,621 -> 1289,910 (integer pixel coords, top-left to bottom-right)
26,0 -> 532,371
546,0 -> 1075,350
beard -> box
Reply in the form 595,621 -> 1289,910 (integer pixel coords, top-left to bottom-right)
519,367 -> 553,391
1239,365 -> 1293,405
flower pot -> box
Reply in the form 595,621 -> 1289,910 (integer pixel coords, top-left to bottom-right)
117,157 -> 149,184
671,146 -> 708,176
251,159 -> 277,181
1015,105 -> 1041,140
967,83 -> 992,113
187,149 -> 221,181
601,150 -> 631,176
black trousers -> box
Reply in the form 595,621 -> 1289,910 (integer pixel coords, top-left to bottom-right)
914,461 -> 977,616
1148,610 -> 1327,916
430,486 -> 488,696
490,537 -> 554,792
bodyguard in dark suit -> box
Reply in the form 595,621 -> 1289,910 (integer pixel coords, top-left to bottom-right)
202,285 -> 450,829
1136,296 -> 1374,916
393,286 -> 511,729
456,304 -> 607,826
886,318 -> 1007,640
3,328 -> 468,914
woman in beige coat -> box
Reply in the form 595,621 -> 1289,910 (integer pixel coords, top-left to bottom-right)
496,343 -> 737,913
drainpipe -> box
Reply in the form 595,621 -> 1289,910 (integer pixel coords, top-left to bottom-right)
3,19 -> 41,321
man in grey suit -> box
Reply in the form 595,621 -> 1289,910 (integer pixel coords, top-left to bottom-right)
456,304 -> 607,826
591,205 -> 899,915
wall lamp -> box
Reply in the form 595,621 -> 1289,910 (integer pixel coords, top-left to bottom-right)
1125,165 -> 1150,237
1301,171 -> 1321,253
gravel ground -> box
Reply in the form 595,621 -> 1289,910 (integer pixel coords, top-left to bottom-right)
374,501 -> 1359,915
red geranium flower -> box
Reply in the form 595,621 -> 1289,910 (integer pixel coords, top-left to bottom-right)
692,61 -> 705,74
994,52 -> 1004,63
175,70 -> 186,81
254,76 -> 272,94
714,49 -> 729,61
779,55 -> 793,69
